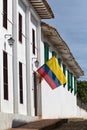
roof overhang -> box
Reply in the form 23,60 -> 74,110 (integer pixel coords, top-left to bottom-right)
29,0 -> 54,19
41,22 -> 84,77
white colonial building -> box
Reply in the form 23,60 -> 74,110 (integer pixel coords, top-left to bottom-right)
0,0 -> 54,129
0,0 -> 85,130
40,22 -> 84,118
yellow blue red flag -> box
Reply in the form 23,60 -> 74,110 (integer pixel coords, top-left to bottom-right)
37,56 -> 67,89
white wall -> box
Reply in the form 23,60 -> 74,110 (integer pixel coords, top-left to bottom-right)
29,12 -> 41,116
77,106 -> 87,119
0,0 -> 13,113
41,81 -> 77,118
17,0 -> 41,116
1,52 -> 13,113
40,37 -> 78,118
17,0 -> 27,115
0,0 -> 42,117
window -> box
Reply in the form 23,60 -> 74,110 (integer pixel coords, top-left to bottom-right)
19,13 -> 22,43
19,62 -> 23,104
3,51 -> 8,100
32,29 -> 35,55
68,71 -> 73,92
33,72 -> 37,116
52,51 -> 56,57
68,70 -> 71,91
63,64 -> 66,87
3,0 -> 7,29
44,42 -> 49,63
63,64 -> 66,76
74,77 -> 77,95
71,73 -> 73,92
58,58 -> 61,66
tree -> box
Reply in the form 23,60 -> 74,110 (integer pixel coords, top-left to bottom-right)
77,80 -> 87,103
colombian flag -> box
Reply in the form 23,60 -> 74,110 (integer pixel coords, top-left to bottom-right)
37,56 -> 67,89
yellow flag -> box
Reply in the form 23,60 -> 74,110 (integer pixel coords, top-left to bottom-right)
46,56 -> 67,84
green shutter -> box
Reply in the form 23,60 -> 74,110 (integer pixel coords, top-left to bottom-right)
58,58 -> 61,66
68,71 -> 73,93
74,77 -> 77,95
63,64 -> 66,76
68,71 -> 71,91
71,73 -> 73,93
52,51 -> 57,57
63,64 -> 66,87
44,42 -> 49,63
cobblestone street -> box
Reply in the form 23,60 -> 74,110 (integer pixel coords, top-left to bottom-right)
53,120 -> 87,130
8,119 -> 87,130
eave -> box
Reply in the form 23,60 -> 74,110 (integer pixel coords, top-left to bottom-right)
30,0 -> 54,19
41,22 -> 84,77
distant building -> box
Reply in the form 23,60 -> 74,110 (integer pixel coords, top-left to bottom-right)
0,0 -> 84,130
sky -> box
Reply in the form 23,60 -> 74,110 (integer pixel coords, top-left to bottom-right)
44,0 -> 87,80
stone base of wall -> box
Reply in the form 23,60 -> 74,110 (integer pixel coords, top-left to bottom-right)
0,112 -> 38,130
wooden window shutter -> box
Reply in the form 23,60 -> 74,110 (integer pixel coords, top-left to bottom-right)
3,51 -> 8,100
33,72 -> 37,116
44,42 -> 49,63
63,64 -> 66,87
68,70 -> 71,91
32,29 -> 35,55
63,64 -> 66,76
52,51 -> 57,57
19,13 -> 22,43
58,58 -> 61,66
19,62 -> 23,104
71,73 -> 73,93
74,77 -> 77,95
3,0 -> 7,29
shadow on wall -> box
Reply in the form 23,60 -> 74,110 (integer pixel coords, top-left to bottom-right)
77,98 -> 87,112
12,119 -> 27,128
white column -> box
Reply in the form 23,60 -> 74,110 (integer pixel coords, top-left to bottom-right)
25,7 -> 32,115
37,24 -> 42,116
0,50 -> 1,112
0,13 -> 1,111
12,0 -> 18,113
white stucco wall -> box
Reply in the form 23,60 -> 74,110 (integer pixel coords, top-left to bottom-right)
1,52 -> 13,113
0,0 -> 13,113
40,37 -> 78,119
0,0 -> 41,128
41,81 -> 77,118
77,106 -> 87,119
0,0 -> 42,116
12,0 -> 41,116
17,0 -> 27,115
29,12 -> 41,116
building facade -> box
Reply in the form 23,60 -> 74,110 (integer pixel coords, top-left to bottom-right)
0,0 -> 84,130
40,22 -> 83,118
0,0 -> 54,129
